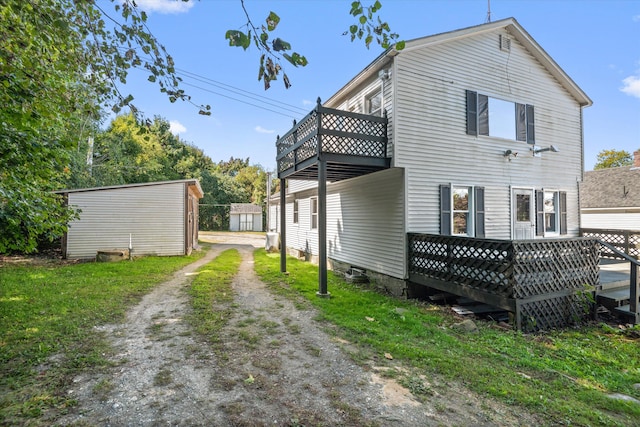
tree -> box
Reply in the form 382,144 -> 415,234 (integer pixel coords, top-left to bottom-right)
594,149 -> 633,169
1,0 -> 399,253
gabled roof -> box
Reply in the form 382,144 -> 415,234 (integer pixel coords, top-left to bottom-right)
326,17 -> 592,108
581,167 -> 640,209
54,179 -> 204,199
230,203 -> 262,214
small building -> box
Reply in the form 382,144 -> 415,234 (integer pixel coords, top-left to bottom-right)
56,179 -> 203,259
581,150 -> 640,230
229,203 -> 263,232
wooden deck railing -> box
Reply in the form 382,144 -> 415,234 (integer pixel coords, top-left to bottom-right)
408,234 -> 600,332
276,98 -> 388,177
581,228 -> 640,259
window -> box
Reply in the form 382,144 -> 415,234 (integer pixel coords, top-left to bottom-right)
440,185 -> 485,237
310,197 -> 318,229
466,90 -> 535,143
293,199 -> 299,224
536,190 -> 567,236
366,89 -> 382,117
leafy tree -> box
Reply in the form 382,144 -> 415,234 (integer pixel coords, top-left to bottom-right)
593,149 -> 633,169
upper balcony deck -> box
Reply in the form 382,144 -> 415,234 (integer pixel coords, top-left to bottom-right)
276,99 -> 390,182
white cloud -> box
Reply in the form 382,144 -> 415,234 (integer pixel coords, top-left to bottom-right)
302,99 -> 314,107
134,0 -> 194,14
255,126 -> 275,134
621,74 -> 640,99
633,15 -> 640,22
169,120 -> 187,134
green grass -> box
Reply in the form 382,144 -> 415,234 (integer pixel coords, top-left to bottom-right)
254,249 -> 640,427
0,250 -> 205,424
186,249 -> 241,348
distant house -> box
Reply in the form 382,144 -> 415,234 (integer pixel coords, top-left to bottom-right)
229,203 -> 263,232
56,179 -> 203,259
580,150 -> 640,230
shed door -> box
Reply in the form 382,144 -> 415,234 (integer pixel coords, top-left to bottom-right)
512,188 -> 535,240
240,214 -> 253,231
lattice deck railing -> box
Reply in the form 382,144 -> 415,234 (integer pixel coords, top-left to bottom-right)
276,98 -> 388,176
408,234 -> 600,332
581,228 -> 640,259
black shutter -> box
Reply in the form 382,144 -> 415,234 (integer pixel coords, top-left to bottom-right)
478,94 -> 489,136
440,184 -> 451,235
474,187 -> 485,238
526,104 -> 535,144
466,90 -> 478,136
559,191 -> 567,235
516,103 -> 526,142
535,190 -> 544,236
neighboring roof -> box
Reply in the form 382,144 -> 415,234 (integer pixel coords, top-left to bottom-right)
325,17 -> 592,108
54,179 -> 204,199
580,167 -> 640,209
230,203 -> 263,214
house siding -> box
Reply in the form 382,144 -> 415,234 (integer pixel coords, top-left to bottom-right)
281,168 -> 405,279
393,28 -> 584,237
65,182 -> 185,258
582,211 -> 640,230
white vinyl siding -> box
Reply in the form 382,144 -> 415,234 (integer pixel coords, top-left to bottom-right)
282,168 -> 405,279
393,28 -> 584,238
65,182 -> 185,258
581,211 -> 640,230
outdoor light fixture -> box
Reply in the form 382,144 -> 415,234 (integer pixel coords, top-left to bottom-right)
531,145 -> 559,156
503,149 -> 518,161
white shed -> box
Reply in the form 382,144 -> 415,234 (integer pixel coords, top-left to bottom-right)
229,203 -> 263,232
56,179 -> 203,259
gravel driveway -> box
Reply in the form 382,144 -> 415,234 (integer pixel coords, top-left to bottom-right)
57,232 -> 541,426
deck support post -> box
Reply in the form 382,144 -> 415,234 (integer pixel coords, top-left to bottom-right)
279,178 -> 286,273
631,263 -> 639,324
317,160 -> 329,297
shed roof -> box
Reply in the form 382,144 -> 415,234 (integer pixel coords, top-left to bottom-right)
326,17 -> 591,108
54,179 -> 203,199
580,167 -> 640,209
230,203 -> 262,214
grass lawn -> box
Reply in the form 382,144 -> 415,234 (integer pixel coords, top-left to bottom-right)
254,249 -> 640,427
0,249 -> 206,424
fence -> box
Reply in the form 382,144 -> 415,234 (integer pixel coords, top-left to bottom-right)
581,228 -> 640,259
408,233 -> 600,332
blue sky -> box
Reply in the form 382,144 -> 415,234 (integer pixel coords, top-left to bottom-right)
113,0 -> 640,171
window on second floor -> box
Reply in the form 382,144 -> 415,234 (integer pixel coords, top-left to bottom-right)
466,90 -> 535,144
366,89 -> 382,117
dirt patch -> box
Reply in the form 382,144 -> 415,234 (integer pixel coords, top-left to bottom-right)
56,233 -> 543,426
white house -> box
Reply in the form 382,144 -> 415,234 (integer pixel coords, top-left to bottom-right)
271,18 -> 592,296
229,203 -> 263,232
580,150 -> 640,230
56,179 -> 203,259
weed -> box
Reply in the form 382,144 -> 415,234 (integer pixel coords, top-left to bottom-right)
153,368 -> 173,386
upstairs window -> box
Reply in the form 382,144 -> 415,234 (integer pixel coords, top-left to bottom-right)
366,89 -> 382,117
466,90 -> 535,144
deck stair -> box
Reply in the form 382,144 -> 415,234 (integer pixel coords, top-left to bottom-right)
594,248 -> 639,324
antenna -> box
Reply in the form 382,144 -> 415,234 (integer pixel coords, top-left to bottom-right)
486,0 -> 492,23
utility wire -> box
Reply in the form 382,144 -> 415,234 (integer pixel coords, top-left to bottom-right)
181,81 -> 300,119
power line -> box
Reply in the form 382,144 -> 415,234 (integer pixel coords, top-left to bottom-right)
176,68 -> 307,115
181,81 -> 300,119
